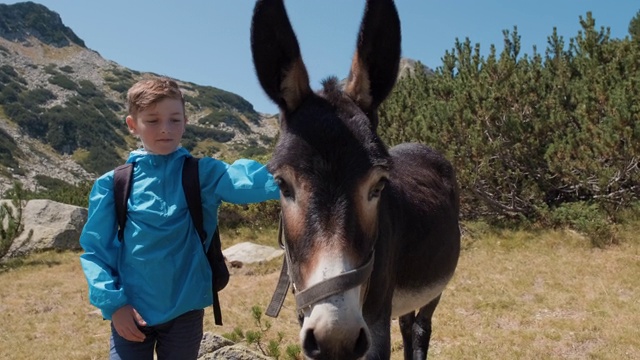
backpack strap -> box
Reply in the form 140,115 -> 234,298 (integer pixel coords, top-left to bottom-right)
114,162 -> 135,242
182,156 -> 206,244
182,156 -> 225,326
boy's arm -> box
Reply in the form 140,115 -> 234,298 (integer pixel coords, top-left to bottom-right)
213,158 -> 280,204
79,175 -> 128,320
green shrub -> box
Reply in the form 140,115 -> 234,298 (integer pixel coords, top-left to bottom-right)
28,176 -> 92,207
219,200 -> 280,230
95,98 -> 122,112
237,140 -> 268,158
0,82 -> 22,103
59,65 -> 74,73
0,64 -> 26,85
48,73 -> 78,90
222,306 -> 301,360
183,84 -> 260,124
181,138 -> 197,152
197,110 -> 251,133
80,144 -> 123,175
43,64 -> 58,75
77,80 -> 100,97
547,202 -> 617,248
104,68 -> 135,94
0,182 -> 32,260
39,101 -> 126,157
184,124 -> 234,143
0,128 -> 21,169
5,103 -> 48,139
106,81 -> 131,93
20,88 -> 56,109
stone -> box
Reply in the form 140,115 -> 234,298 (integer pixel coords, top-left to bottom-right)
209,344 -> 272,360
222,242 -> 283,265
5,199 -> 87,258
197,333 -> 270,360
198,332 -> 235,358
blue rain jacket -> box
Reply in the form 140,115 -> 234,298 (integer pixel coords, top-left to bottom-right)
79,147 -> 280,325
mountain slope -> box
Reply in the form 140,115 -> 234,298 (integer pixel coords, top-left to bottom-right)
0,2 -> 278,195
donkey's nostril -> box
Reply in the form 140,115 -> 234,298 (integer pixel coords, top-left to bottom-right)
354,327 -> 370,358
302,328 -> 321,358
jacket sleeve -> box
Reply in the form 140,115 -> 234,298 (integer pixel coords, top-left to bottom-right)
79,174 -> 128,319
213,158 -> 280,204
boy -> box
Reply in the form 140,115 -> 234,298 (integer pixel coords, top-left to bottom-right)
79,77 -> 280,360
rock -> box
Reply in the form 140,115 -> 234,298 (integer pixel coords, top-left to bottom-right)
198,332 -> 235,358
197,333 -> 270,360
222,242 -> 283,265
209,344 -> 272,360
5,199 -> 87,258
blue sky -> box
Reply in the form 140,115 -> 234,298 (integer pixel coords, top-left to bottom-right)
3,1 -> 638,114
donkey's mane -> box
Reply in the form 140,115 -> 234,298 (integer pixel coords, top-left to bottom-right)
320,76 -> 345,107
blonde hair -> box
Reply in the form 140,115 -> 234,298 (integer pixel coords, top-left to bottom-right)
126,77 -> 185,118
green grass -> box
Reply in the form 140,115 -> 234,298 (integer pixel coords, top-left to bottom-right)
1,223 -> 639,359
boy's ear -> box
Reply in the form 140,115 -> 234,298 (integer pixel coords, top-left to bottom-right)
125,115 -> 138,135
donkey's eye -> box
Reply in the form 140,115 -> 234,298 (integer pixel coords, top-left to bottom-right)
368,178 -> 387,200
275,177 -> 294,199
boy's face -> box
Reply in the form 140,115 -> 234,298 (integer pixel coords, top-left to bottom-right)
126,98 -> 187,155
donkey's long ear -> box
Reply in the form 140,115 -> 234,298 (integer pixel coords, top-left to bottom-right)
251,0 -> 312,113
345,0 -> 401,122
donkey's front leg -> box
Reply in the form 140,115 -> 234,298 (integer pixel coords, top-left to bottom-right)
364,305 -> 392,360
411,294 -> 442,359
399,311 -> 416,359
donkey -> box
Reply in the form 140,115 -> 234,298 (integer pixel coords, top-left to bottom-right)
251,0 -> 460,359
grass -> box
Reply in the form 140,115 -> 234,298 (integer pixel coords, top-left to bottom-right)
1,222 -> 639,359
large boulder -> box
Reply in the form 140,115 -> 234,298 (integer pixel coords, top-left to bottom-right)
222,242 -> 283,265
5,199 -> 87,258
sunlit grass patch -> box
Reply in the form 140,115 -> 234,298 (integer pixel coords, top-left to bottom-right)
2,221 -> 640,359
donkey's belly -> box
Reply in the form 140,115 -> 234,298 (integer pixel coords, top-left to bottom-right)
390,278 -> 450,317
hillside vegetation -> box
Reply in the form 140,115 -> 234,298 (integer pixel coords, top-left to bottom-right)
379,12 -> 640,245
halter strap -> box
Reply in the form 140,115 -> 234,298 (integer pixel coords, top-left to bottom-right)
294,250 -> 375,311
266,216 -> 376,317
265,218 -> 291,318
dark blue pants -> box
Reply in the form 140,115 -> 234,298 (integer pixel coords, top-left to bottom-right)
109,309 -> 204,360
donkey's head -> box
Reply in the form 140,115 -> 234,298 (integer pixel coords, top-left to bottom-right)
251,0 -> 400,358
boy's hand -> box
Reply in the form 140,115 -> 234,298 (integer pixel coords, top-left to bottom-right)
112,305 -> 148,342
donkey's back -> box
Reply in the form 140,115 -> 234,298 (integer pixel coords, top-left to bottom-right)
385,143 -> 460,318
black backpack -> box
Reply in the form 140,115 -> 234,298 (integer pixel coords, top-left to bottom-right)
113,156 -> 230,325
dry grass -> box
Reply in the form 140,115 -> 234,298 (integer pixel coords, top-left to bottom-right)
1,222 -> 639,359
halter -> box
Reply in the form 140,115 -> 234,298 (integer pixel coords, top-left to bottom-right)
266,217 -> 376,318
